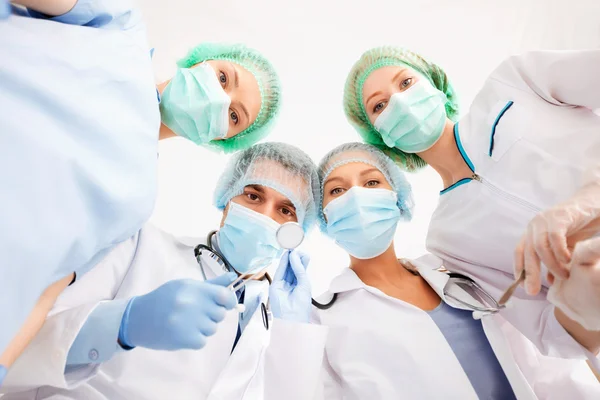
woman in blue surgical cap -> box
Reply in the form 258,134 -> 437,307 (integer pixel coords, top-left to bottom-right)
311,142 -> 600,399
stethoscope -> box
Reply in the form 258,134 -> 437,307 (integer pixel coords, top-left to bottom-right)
193,222 -> 306,330
312,263 -> 505,316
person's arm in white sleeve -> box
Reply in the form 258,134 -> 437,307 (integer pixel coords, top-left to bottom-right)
63,299 -> 131,368
491,49 -> 600,110
14,0 -> 140,30
0,235 -> 138,393
500,297 -> 598,360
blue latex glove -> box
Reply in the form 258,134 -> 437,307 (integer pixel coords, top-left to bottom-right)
0,0 -> 9,20
0,364 -> 7,387
119,273 -> 238,351
269,250 -> 312,323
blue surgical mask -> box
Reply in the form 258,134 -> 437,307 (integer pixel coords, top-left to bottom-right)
160,63 -> 231,145
323,187 -> 400,259
217,202 -> 283,274
374,80 -> 447,153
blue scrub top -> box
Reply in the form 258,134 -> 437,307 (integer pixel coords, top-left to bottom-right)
0,0 -> 160,355
428,302 -> 517,399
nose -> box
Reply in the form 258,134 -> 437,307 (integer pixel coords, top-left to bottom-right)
256,203 -> 280,224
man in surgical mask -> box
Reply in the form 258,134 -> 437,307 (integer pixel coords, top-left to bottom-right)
0,143 -> 327,400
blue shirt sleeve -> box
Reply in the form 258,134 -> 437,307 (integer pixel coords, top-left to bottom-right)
25,0 -> 139,30
66,299 -> 131,367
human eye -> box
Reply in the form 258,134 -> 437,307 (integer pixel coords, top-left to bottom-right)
230,109 -> 239,124
400,77 -> 413,89
246,192 -> 260,201
373,101 -> 387,114
280,207 -> 296,218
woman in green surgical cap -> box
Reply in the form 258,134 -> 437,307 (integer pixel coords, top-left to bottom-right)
342,47 -> 600,374
158,43 -> 281,153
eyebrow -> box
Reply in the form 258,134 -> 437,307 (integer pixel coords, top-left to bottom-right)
239,103 -> 250,125
323,175 -> 344,188
364,68 -> 410,109
360,167 -> 381,177
245,184 -> 265,193
232,63 -> 240,88
280,199 -> 297,211
364,91 -> 382,110
392,68 -> 408,84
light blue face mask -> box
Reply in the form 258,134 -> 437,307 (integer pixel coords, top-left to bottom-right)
217,202 -> 283,274
324,187 -> 400,259
160,63 -> 231,145
374,80 -> 447,153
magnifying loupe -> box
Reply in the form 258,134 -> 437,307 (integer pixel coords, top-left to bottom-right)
228,222 -> 305,300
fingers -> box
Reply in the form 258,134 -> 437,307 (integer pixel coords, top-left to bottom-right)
547,228 -> 571,278
289,250 -> 309,285
207,272 -> 237,287
197,317 -> 219,337
523,241 -> 542,296
202,282 -> 237,310
297,250 -> 311,268
547,271 -> 555,286
184,334 -> 207,350
205,305 -> 227,323
572,238 -> 600,267
535,230 -> 569,280
273,251 -> 291,282
514,235 -> 526,280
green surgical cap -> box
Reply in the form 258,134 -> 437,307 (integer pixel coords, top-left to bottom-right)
178,43 -> 281,153
342,46 -> 459,171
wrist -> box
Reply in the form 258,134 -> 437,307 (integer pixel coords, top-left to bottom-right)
118,298 -> 136,350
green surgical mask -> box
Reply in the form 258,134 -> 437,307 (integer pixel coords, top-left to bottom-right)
374,80 -> 447,153
160,63 -> 231,145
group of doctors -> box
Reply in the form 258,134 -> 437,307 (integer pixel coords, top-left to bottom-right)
1,0 -> 599,399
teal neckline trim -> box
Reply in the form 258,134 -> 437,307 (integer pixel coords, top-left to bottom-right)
454,123 -> 474,172
440,178 -> 472,194
439,123 -> 475,195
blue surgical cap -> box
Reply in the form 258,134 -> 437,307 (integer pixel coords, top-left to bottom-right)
317,142 -> 414,232
213,142 -> 319,231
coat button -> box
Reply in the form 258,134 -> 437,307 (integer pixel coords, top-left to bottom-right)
88,349 -> 99,361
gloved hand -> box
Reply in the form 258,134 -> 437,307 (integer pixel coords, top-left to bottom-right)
514,182 -> 600,295
119,273 -> 238,351
0,364 -> 7,387
547,237 -> 600,331
269,250 -> 312,323
0,0 -> 9,20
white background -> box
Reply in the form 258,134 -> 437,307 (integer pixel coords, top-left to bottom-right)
140,0 -> 600,295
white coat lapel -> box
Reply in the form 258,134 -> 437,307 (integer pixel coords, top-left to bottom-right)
208,281 -> 271,400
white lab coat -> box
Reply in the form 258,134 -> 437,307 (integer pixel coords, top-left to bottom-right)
426,50 -> 600,361
0,225 -> 327,400
312,254 -> 600,400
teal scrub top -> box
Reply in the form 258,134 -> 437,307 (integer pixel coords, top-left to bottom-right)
0,0 -> 160,355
